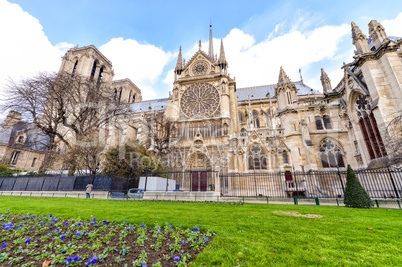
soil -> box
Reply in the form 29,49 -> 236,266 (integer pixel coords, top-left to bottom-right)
0,213 -> 214,266
273,211 -> 323,218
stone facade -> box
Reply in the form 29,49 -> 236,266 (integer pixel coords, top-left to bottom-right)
5,20 -> 400,175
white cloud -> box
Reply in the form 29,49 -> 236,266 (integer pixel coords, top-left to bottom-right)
382,12 -> 402,37
218,24 -> 349,88
0,0 -> 73,101
99,38 -> 174,100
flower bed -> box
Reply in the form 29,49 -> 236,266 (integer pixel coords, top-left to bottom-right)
0,210 -> 214,266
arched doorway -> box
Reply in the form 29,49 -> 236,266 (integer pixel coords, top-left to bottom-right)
187,152 -> 212,192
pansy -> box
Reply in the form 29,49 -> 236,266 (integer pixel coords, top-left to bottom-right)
174,256 -> 180,262
60,235 -> 66,240
77,222 -> 82,226
93,217 -> 96,221
25,238 -> 31,244
61,250 -> 66,254
76,231 -> 81,237
1,243 -> 6,249
194,227 -> 198,232
141,223 -> 145,227
65,221 -> 69,226
142,263 -> 146,267
17,224 -> 23,229
204,238 -> 209,242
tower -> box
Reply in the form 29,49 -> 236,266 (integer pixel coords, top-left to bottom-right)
320,68 -> 332,94
275,67 -> 298,111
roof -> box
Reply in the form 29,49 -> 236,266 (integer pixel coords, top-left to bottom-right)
236,81 -> 320,101
367,36 -> 402,50
129,98 -> 168,113
0,121 -> 49,152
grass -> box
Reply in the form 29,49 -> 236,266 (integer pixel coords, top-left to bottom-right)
0,197 -> 401,266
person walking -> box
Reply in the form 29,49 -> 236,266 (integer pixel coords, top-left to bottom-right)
86,182 -> 93,198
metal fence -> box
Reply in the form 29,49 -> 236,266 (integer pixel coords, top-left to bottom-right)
0,175 -> 114,191
220,168 -> 402,199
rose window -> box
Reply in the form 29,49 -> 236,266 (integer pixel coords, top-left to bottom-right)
180,83 -> 220,118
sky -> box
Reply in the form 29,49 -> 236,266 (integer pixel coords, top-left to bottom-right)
1,0 -> 402,109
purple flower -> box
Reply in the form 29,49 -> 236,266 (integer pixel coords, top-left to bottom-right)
76,231 -> 81,237
86,255 -> 98,265
25,238 -> 31,244
49,214 -> 52,217
204,238 -> 209,242
142,263 -> 146,267
17,224 -> 23,229
74,256 -> 80,262
60,235 -> 66,240
77,222 -> 82,226
1,243 -> 6,249
61,250 -> 66,254
180,240 -> 184,245
194,227 -> 198,232
93,217 -> 96,221
126,227 -> 130,231
65,221 -> 69,226
83,231 -> 87,235
174,256 -> 180,262
49,226 -> 53,229
141,223 -> 145,227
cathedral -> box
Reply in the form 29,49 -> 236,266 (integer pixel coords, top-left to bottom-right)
1,20 -> 401,187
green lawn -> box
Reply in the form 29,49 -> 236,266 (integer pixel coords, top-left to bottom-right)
0,197 -> 401,266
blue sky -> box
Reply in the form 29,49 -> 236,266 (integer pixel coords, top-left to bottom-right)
1,0 -> 402,102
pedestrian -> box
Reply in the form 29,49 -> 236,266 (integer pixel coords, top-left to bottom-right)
86,182 -> 93,198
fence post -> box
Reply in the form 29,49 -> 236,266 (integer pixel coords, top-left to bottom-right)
387,168 -> 400,199
293,198 -> 298,205
375,200 -> 379,208
266,196 -> 269,204
336,198 -> 339,206
337,167 -> 345,193
397,199 -> 401,209
315,198 -> 320,206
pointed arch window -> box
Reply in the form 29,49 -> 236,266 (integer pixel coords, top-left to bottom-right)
97,66 -> 104,83
355,95 -> 387,159
132,94 -> 136,103
112,89 -> 117,102
315,116 -> 324,130
90,61 -> 97,80
323,115 -> 332,129
252,111 -> 260,128
118,88 -> 123,103
72,60 -> 78,76
223,123 -> 229,135
319,139 -> 345,168
10,151 -> 20,165
248,144 -> 267,170
283,150 -> 289,164
238,111 -> 243,123
240,128 -> 247,137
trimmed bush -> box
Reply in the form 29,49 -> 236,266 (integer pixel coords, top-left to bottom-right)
344,165 -> 373,208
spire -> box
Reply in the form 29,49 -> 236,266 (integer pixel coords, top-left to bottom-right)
368,20 -> 387,49
278,66 -> 291,84
175,46 -> 183,75
209,24 -> 214,59
218,39 -> 227,69
351,21 -> 366,45
351,21 -> 370,54
320,68 -> 332,93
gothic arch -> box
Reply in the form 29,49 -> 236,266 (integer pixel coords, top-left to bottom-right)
247,143 -> 268,170
187,151 -> 211,171
318,137 -> 346,168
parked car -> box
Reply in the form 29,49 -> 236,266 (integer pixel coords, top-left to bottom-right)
127,188 -> 144,199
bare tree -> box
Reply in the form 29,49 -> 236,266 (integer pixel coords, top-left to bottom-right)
1,71 -> 128,171
385,111 -> 402,166
142,111 -> 177,158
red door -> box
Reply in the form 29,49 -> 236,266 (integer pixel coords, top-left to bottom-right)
200,172 -> 207,191
285,171 -> 293,188
192,172 -> 199,191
